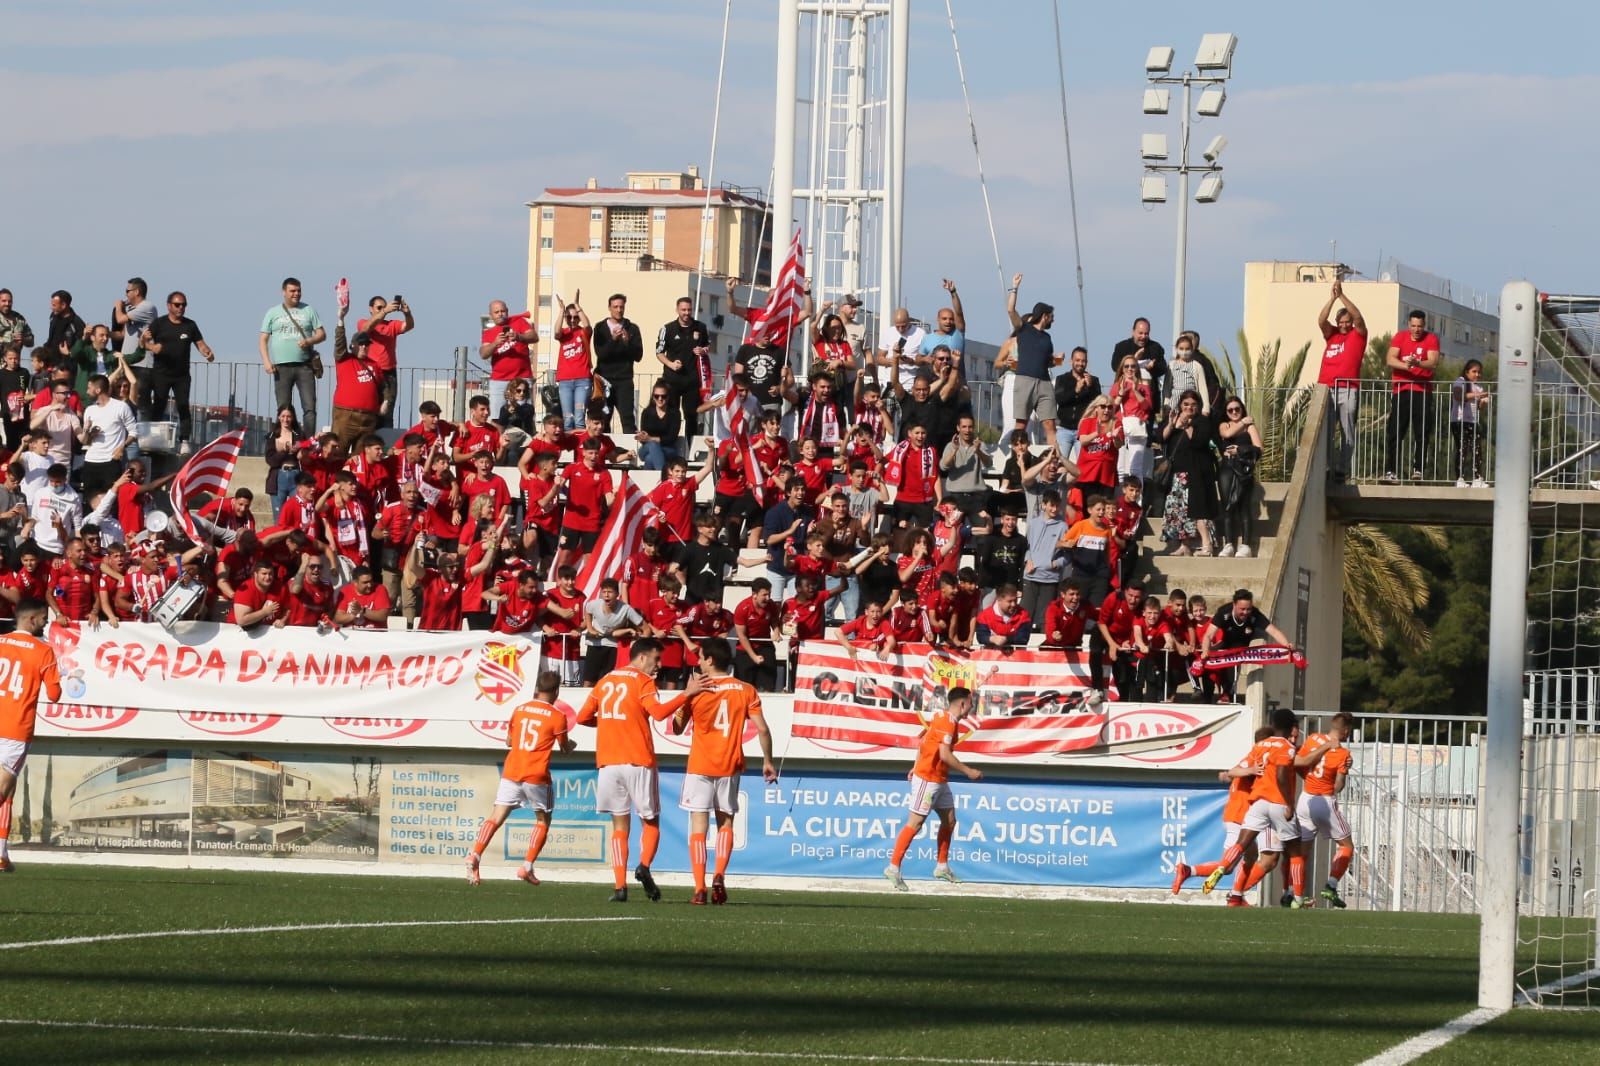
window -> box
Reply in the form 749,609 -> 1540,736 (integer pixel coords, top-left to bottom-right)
657,177 -> 674,189
652,208 -> 667,221
539,265 -> 552,278
588,237 -> 602,251
539,237 -> 553,250
537,295 -> 551,308
590,208 -> 604,221
606,206 -> 650,255
540,207 -> 554,221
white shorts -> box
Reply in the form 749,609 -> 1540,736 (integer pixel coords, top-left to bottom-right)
1241,798 -> 1298,851
679,774 -> 740,815
494,778 -> 554,812
907,774 -> 954,817
1223,820 -> 1241,850
0,737 -> 26,776
596,764 -> 660,819
1296,792 -> 1351,841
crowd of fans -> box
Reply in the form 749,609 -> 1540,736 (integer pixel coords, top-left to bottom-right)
0,272 -> 1341,705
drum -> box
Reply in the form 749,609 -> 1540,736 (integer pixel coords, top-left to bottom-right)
151,580 -> 204,630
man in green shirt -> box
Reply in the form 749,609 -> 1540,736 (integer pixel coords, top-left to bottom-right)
259,277 -> 325,433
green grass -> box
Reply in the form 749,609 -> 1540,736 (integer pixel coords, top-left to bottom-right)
0,866 -> 1595,1064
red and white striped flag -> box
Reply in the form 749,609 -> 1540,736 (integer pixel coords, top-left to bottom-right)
170,429 -> 245,543
743,228 -> 805,347
575,476 -> 662,602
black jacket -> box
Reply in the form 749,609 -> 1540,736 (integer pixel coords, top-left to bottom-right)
592,318 -> 643,374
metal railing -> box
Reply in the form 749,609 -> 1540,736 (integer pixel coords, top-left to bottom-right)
1326,378 -> 1498,487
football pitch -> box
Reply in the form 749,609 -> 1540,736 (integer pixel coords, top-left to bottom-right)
0,866 -> 1595,1065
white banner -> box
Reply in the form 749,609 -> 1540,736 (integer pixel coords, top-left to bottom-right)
36,693 -> 1254,771
43,620 -> 544,722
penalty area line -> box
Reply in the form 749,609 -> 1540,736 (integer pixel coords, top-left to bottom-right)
1354,1007 -> 1504,1066
0,1019 -> 1144,1065
0,915 -> 640,952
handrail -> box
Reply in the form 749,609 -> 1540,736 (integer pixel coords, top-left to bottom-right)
1258,383 -> 1328,634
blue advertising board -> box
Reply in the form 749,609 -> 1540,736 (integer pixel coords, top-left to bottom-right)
505,767 -> 1227,889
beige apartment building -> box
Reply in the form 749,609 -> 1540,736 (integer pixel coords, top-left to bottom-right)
524,167 -> 772,378
1243,259 -> 1499,384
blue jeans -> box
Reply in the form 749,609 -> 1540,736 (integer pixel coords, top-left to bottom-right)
829,575 -> 860,623
766,569 -> 794,606
639,440 -> 681,472
1056,426 -> 1079,461
558,379 -> 588,430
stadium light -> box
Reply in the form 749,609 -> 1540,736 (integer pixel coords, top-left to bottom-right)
1196,85 -> 1226,117
1145,45 -> 1174,74
1141,34 -> 1235,344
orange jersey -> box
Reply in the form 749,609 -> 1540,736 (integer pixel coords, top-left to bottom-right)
1247,735 -> 1296,807
683,676 -> 763,778
577,667 -> 687,769
1299,733 -> 1352,796
911,711 -> 960,784
0,632 -> 61,743
1223,741 -> 1269,822
500,699 -> 568,784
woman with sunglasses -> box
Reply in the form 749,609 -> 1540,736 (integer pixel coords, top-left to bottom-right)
1159,389 -> 1216,557
811,306 -> 856,394
497,378 -> 535,435
552,292 -> 592,431
1215,395 -> 1263,557
1109,355 -> 1155,484
637,379 -> 681,471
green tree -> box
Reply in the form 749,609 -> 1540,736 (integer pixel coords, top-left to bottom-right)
1212,330 -> 1312,481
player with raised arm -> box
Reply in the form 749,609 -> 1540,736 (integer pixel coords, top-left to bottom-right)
1170,725 -> 1272,895
1297,711 -> 1355,908
884,684 -> 985,890
0,599 -> 63,872
672,638 -> 778,905
577,637 -> 706,902
465,670 -> 575,887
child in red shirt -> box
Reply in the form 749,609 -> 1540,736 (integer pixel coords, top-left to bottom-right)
1108,476 -> 1144,591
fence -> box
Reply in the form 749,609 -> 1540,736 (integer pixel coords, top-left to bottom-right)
1327,378 -> 1498,487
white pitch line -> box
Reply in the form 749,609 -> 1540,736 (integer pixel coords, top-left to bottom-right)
1354,1007 -> 1504,1066
0,916 -> 640,952
0,1019 -> 1141,1066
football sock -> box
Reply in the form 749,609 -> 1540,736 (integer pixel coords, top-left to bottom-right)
936,819 -> 954,864
1191,860 -> 1222,878
471,817 -> 497,859
714,824 -> 733,878
890,823 -> 917,867
0,796 -> 9,858
524,822 -> 549,865
1288,855 -> 1305,898
1240,862 -> 1271,894
1330,844 -> 1354,883
609,829 -> 629,889
1218,843 -> 1244,873
689,832 -> 707,892
1232,863 -> 1251,894
640,822 -> 661,867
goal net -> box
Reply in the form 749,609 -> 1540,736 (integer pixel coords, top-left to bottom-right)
1515,293 -> 1600,1008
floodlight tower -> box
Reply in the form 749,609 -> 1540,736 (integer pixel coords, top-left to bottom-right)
774,0 -> 910,333
1140,33 -> 1236,345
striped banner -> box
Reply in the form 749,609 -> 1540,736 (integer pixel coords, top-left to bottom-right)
744,228 -> 805,347
169,429 -> 245,543
574,476 -> 661,603
791,644 -> 1115,757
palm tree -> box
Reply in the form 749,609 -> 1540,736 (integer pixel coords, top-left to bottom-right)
1343,523 -> 1444,648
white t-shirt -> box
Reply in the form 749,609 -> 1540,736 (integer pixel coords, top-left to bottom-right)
28,485 -> 82,553
878,324 -> 928,391
83,398 -> 138,462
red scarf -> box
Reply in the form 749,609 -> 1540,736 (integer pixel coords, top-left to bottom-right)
855,402 -> 887,443
799,395 -> 842,445
885,440 -> 936,494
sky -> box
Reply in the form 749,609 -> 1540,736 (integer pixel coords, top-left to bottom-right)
7,0 -> 1597,377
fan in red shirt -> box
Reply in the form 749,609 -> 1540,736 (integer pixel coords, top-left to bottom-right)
1108,478 -> 1143,591
926,571 -> 979,648
461,451 -> 512,523
319,472 -> 372,577
929,503 -> 967,577
484,570 -> 544,634
346,435 -> 399,512
113,458 -> 177,542
457,514 -> 511,629
791,438 -> 835,509
96,543 -> 132,622
407,401 -> 455,451
645,574 -> 693,688
48,538 -> 100,623
975,584 -> 1032,649
1094,583 -> 1145,698
300,434 -> 346,497
781,575 -> 836,645
539,565 -> 585,684
646,452 -> 712,547
118,541 -> 200,622
518,451 -> 562,568
733,578 -> 782,692
520,414 -> 578,470
1042,580 -> 1094,650
621,529 -> 671,615
277,474 -> 322,541
573,413 -> 629,465
549,439 -> 616,575
403,536 -> 491,633
0,545 -> 49,621
333,566 -> 392,629
452,396 -> 502,474
750,414 -> 789,496
197,490 -> 258,537
887,588 -> 929,646
232,559 -> 287,628
884,423 -> 940,528
480,301 -> 537,397
682,597 -> 735,668
838,600 -> 896,660
284,554 -> 338,628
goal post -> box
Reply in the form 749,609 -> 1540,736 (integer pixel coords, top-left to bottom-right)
1478,280 -> 1537,1010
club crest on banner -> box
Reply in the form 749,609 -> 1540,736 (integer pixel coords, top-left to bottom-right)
473,640 -> 533,705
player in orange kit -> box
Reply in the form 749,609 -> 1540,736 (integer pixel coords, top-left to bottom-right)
1297,711 -> 1355,909
0,599 -> 63,872
1169,725 -> 1273,895
672,638 -> 777,905
884,685 -> 984,890
577,637 -> 706,902
465,670 -> 575,887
